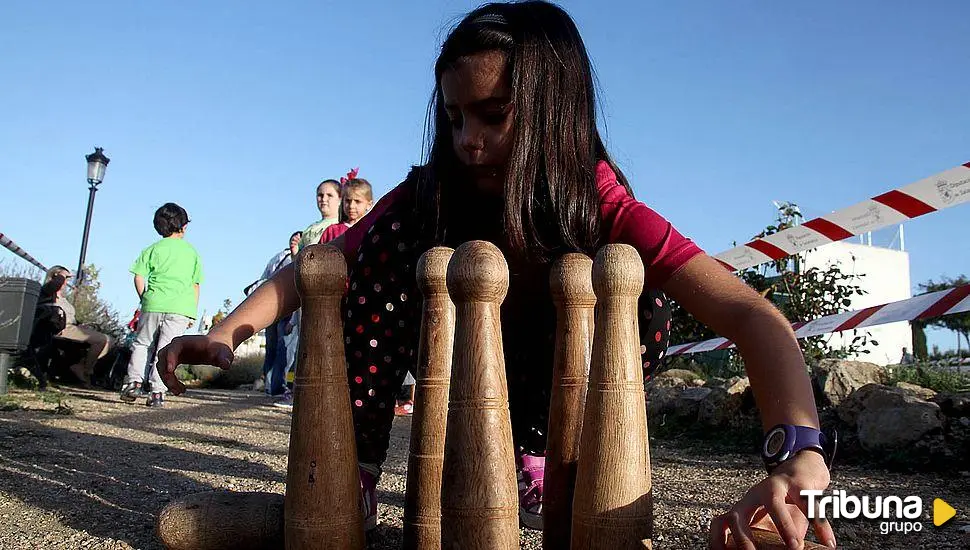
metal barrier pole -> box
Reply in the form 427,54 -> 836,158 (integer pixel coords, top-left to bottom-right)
0,351 -> 11,395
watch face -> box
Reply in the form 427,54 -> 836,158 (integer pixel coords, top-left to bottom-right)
765,428 -> 786,456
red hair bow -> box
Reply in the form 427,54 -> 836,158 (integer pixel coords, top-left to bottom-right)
340,167 -> 359,185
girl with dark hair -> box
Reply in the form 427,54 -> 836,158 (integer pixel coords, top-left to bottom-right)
158,2 -> 834,547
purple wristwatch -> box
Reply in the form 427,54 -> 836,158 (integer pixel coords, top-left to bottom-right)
761,424 -> 837,473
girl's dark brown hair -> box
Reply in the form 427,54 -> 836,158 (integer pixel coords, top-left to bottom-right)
416,0 -> 634,261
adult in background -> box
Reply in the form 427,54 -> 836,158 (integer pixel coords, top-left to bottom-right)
38,265 -> 113,386
245,231 -> 302,396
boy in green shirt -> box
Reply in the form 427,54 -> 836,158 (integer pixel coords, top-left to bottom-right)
120,203 -> 203,407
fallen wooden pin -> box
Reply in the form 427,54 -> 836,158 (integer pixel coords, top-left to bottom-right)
157,491 -> 283,550
726,527 -> 827,549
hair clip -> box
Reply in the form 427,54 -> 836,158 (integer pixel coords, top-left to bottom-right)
340,167 -> 359,185
471,12 -> 508,26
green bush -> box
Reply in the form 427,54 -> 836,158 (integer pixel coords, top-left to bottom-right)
184,353 -> 265,389
7,367 -> 39,390
888,363 -> 970,393
175,365 -> 197,381
212,354 -> 264,388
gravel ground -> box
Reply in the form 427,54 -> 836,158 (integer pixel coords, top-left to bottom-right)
1,386 -> 968,549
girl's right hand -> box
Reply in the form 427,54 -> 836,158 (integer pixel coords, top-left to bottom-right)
156,335 -> 234,395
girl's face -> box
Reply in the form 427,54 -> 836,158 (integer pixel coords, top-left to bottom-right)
342,189 -> 373,224
317,183 -> 340,219
441,50 -> 514,196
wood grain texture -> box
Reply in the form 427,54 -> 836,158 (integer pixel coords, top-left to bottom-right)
726,528 -> 828,549
440,241 -> 519,550
157,491 -> 284,550
403,247 -> 456,550
286,244 -> 365,549
544,253 -> 595,550
572,244 -> 653,550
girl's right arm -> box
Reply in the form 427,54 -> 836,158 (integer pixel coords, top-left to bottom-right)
156,262 -> 302,394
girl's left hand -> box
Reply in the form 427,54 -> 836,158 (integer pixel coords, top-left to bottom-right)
709,451 -> 837,549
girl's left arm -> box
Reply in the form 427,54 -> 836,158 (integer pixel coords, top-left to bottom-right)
662,252 -> 836,550
662,253 -> 817,430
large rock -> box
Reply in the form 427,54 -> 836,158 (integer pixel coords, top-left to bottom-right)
722,376 -> 750,395
859,404 -> 944,451
697,388 -> 744,428
837,383 -> 890,426
655,369 -> 702,384
812,359 -> 887,406
672,387 -> 713,418
647,375 -> 687,390
931,391 -> 970,418
838,383 -> 944,451
646,386 -> 681,417
894,381 -> 936,400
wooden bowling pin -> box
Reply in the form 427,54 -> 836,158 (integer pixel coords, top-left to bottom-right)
157,491 -> 284,550
403,247 -> 457,550
440,241 -> 518,550
286,244 -> 364,549
727,528 -> 827,549
544,253 -> 595,550
572,244 -> 653,549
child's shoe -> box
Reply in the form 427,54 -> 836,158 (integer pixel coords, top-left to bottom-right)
272,390 -> 294,411
119,381 -> 142,403
393,400 -> 414,416
359,465 -> 379,532
517,451 -> 544,530
146,392 -> 164,408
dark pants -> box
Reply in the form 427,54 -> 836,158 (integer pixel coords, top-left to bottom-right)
262,321 -> 286,396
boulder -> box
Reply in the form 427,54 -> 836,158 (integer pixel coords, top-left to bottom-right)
647,374 -> 687,390
722,376 -> 750,395
646,386 -> 681,417
707,377 -> 727,388
838,383 -> 944,451
931,391 -> 970,418
697,388 -> 744,428
858,402 -> 944,451
656,369 -> 702,384
672,387 -> 712,418
894,381 -> 936,400
812,359 -> 887,406
837,383 -> 892,426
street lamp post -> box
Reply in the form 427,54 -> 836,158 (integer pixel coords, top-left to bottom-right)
77,147 -> 110,285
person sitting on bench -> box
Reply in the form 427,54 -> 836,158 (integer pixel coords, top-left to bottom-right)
38,266 -> 114,386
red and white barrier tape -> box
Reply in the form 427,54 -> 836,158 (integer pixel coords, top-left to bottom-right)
668,284 -> 970,356
713,162 -> 970,272
0,232 -> 48,273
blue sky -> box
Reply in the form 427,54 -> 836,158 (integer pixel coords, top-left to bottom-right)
1,0 -> 968,351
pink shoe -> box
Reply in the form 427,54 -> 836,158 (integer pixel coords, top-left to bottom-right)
359,466 -> 378,532
516,451 -> 544,530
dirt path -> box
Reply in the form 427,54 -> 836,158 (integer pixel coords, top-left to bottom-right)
1,387 -> 967,549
